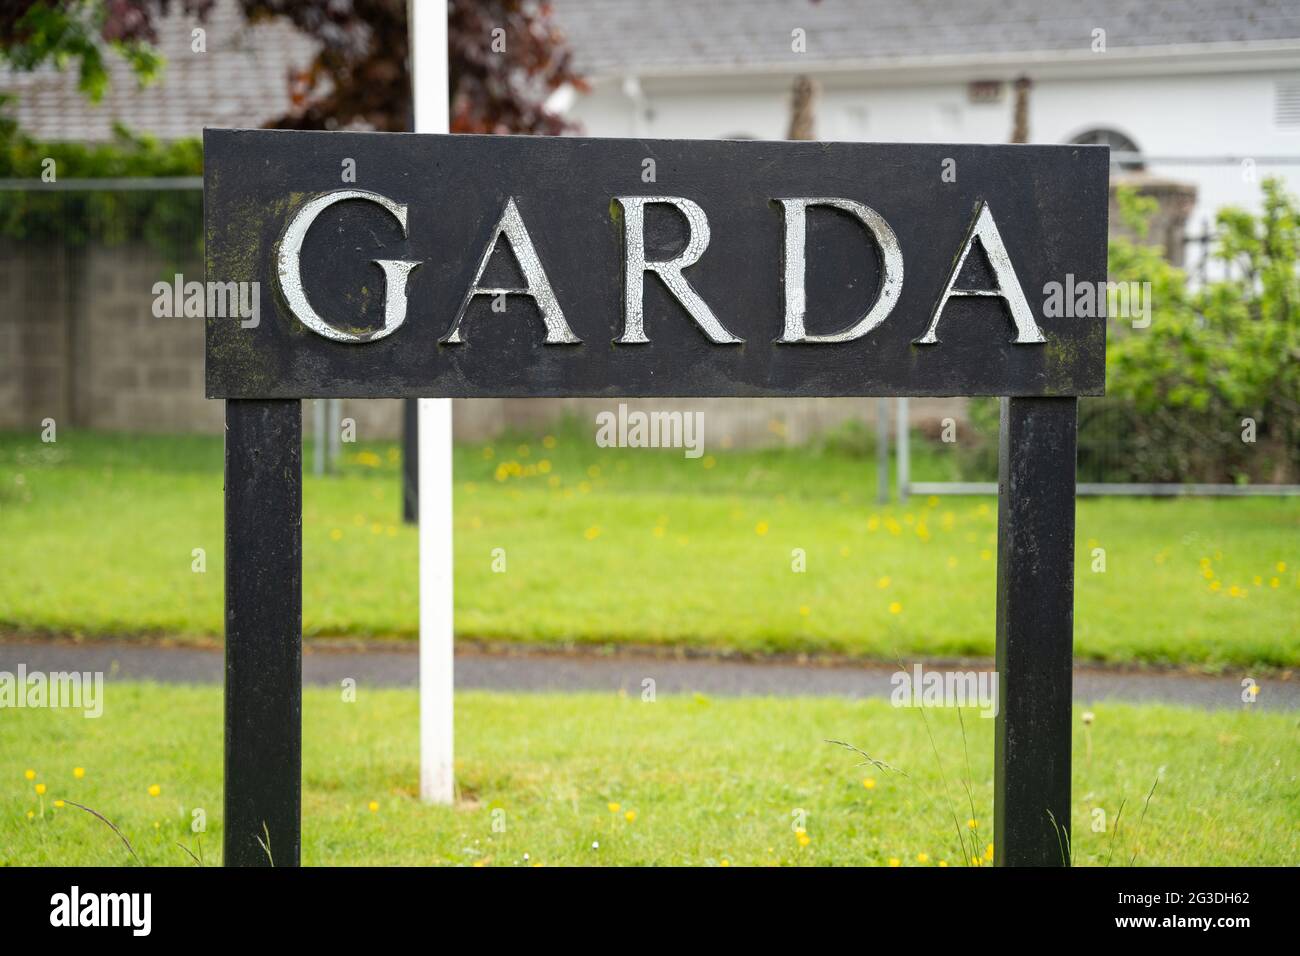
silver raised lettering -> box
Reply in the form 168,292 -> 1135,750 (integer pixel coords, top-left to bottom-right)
615,196 -> 741,344
915,201 -> 1044,345
777,197 -> 904,343
443,197 -> 579,345
276,189 -> 420,344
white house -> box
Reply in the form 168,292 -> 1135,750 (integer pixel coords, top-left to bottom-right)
557,0 -> 1300,272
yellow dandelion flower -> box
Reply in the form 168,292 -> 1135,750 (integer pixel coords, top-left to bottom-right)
653,525 -> 666,538
147,785 -> 161,797
720,859 -> 730,867
797,832 -> 811,847
972,856 -> 982,867
24,769 -> 35,781
73,768 -> 85,779
939,860 -> 949,868
368,801 -> 379,813
608,802 -> 621,813
1277,561 -> 1287,574
917,852 -> 929,863
35,783 -> 46,795
755,521 -> 769,536
54,800 -> 64,809
1210,580 -> 1222,591
26,811 -> 34,820
625,810 -> 637,823
1253,576 -> 1263,586
584,525 -> 601,541
888,601 -> 902,614
877,576 -> 891,589
862,778 -> 876,790
980,549 -> 992,561
1270,577 -> 1280,588
984,843 -> 994,860
967,818 -> 977,829
329,528 -> 342,540
888,858 -> 901,867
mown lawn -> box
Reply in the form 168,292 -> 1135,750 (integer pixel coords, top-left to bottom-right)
0,429 -> 1297,668
3,684 -> 1295,866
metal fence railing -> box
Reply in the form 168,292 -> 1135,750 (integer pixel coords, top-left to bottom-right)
896,396 -> 1300,500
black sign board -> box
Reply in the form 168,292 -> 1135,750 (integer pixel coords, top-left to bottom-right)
205,130 -> 1107,399
205,128 -> 1108,869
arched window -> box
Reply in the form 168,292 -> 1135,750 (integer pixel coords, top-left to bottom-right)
1068,128 -> 1143,171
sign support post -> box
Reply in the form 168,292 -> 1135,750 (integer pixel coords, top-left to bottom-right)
223,399 -> 302,866
994,396 -> 1078,866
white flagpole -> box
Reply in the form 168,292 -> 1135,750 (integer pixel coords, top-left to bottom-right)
410,0 -> 454,805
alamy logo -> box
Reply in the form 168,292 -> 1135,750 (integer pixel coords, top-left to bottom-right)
1042,273 -> 1151,328
0,666 -> 103,717
50,886 -> 151,936
890,664 -> 999,718
595,403 -> 704,459
152,274 -> 260,328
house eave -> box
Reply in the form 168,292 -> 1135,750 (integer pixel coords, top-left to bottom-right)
579,38 -> 1300,90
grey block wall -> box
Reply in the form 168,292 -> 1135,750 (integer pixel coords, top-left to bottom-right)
0,239 -> 962,443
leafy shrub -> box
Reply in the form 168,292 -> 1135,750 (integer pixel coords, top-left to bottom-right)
0,111 -> 202,255
953,179 -> 1299,484
1102,178 -> 1299,482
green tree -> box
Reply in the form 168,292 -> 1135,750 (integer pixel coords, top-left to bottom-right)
0,0 -> 585,133
1101,179 -> 1299,482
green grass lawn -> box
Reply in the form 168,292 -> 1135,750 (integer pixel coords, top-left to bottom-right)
3,684 -> 1294,866
0,428 -> 1297,668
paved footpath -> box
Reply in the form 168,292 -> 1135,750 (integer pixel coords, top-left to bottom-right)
0,640 -> 1294,710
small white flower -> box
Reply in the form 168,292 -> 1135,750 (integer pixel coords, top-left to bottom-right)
591,841 -> 599,850
1082,711 -> 1095,725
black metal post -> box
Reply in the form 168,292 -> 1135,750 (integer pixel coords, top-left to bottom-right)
402,397 -> 418,524
224,399 -> 303,866
994,396 -> 1077,866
